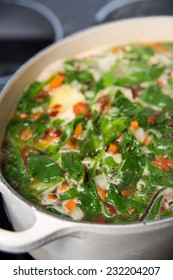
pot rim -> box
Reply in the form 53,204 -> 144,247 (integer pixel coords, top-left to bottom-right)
1,15 -> 173,230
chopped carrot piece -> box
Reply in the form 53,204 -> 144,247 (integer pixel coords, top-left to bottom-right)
49,74 -> 64,89
130,121 -> 139,130
96,186 -> 106,202
47,194 -> 57,201
31,111 -> 43,120
67,138 -> 77,149
57,184 -> 69,194
147,116 -> 156,124
112,47 -> 122,53
19,113 -> 28,119
121,190 -> 129,197
74,124 -> 83,137
143,137 -> 149,146
20,129 -> 32,141
108,143 -> 119,153
73,102 -> 89,115
64,198 -> 78,213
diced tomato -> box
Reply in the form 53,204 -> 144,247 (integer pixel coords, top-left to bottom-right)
143,137 -> 149,146
73,102 -> 89,115
153,111 -> 161,116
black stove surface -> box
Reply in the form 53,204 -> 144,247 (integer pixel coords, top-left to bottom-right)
1,0 -> 173,260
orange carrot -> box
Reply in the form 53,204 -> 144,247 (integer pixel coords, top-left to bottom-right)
112,47 -> 122,53
31,111 -> 43,120
49,74 -> 64,89
108,143 -> 119,153
20,129 -> 32,141
152,156 -> 173,172
66,138 -> 77,149
64,198 -> 78,212
47,194 -> 57,201
129,207 -> 136,214
57,184 -> 69,194
130,121 -> 139,130
96,186 -> 106,202
143,137 -> 149,146
73,102 -> 88,115
74,124 -> 83,137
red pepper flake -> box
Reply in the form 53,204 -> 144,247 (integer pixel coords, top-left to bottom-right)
153,111 -> 161,116
21,147 -> 30,164
85,112 -> 93,120
44,129 -> 62,138
98,95 -> 111,111
147,116 -> 156,124
49,111 -> 59,117
130,86 -> 141,99
52,104 -> 62,110
35,90 -> 48,101
121,190 -> 129,197
152,156 -> 173,172
129,207 -> 136,214
19,113 -> 28,120
106,203 -> 117,215
167,122 -> 173,127
93,217 -> 105,224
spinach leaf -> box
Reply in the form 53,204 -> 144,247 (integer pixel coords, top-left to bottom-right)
99,114 -> 128,146
28,153 -> 63,183
107,184 -> 146,219
79,132 -> 101,157
59,187 -> 79,201
61,152 -> 84,181
141,85 -> 173,109
79,177 -> 101,219
3,144 -> 31,190
145,195 -> 163,221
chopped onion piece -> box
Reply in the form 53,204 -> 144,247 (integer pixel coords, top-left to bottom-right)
70,207 -> 84,221
112,153 -> 122,164
94,174 -> 108,190
133,127 -> 146,143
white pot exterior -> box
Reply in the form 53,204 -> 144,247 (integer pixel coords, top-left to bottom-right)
1,17 -> 173,259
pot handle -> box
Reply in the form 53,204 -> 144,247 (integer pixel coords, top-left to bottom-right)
0,196 -> 78,254
95,0 -> 144,23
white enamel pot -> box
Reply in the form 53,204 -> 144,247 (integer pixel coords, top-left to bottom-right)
1,17 -> 173,260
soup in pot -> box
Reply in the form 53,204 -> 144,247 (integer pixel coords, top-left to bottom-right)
2,42 -> 173,224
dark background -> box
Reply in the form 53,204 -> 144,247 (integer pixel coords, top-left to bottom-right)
1,0 -> 173,260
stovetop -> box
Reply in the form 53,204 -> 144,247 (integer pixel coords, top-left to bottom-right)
1,0 -> 173,260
